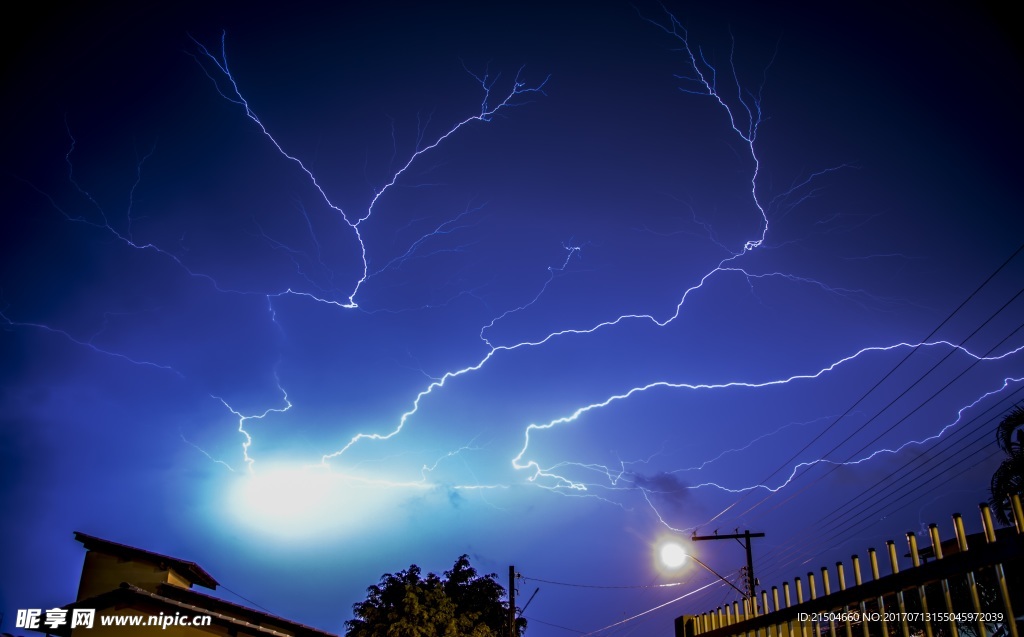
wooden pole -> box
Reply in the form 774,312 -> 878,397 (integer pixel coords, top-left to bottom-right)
509,565 -> 516,637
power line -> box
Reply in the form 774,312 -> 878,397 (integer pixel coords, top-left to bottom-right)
756,314 -> 1024,527
754,386 -> 1024,584
683,244 -> 1024,607
698,242 -> 1024,528
521,576 -> 686,590
578,579 -> 722,637
524,615 -> 586,634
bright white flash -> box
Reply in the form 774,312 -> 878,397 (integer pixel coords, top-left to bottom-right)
659,542 -> 688,569
227,465 -> 418,539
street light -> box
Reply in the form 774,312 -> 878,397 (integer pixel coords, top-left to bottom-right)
691,530 -> 764,608
656,540 -> 746,597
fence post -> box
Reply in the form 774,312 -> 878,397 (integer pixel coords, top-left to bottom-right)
808,572 -> 821,637
953,512 -> 988,637
851,555 -> 870,637
869,548 -> 890,637
771,586 -> 784,637
684,504 -> 1024,637
760,590 -> 771,637
980,503 -> 1018,637
795,577 -> 808,637
784,581 -> 796,637
1013,493 -> 1024,534
836,562 -> 853,637
906,532 -> 934,637
886,540 -> 911,637
928,523 -> 959,637
820,567 -> 837,637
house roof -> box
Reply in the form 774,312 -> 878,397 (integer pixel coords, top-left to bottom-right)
32,582 -> 339,637
74,531 -> 219,590
153,583 -> 340,637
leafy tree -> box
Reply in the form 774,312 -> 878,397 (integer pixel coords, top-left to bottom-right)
989,405 -> 1024,525
345,555 -> 525,637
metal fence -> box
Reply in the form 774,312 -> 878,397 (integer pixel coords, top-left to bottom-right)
676,497 -> 1024,637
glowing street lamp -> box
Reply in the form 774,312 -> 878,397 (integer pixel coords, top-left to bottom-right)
660,542 -> 689,569
656,540 -> 747,598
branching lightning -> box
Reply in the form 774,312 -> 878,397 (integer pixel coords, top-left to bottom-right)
8,9 -> 1021,592
512,342 -> 1023,492
214,374 -> 292,474
189,31 -> 549,308
0,309 -> 183,376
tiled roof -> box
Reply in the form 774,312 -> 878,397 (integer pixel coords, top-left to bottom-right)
33,582 -> 339,637
154,583 -> 340,637
73,531 -> 218,589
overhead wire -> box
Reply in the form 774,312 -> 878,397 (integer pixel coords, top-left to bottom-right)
513,244 -> 1024,632
520,576 -> 686,590
756,384 -> 1024,582
752,316 -> 1024,571
750,369 -> 1024,585
681,244 -> 1024,607
696,242 -> 1024,529
727,248 -> 1022,526
577,579 -> 723,636
736,288 -> 1024,524
754,363 -> 1024,584
756,312 -> 1024,525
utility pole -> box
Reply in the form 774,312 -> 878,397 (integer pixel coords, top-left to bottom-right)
508,565 -> 516,637
691,530 -> 765,611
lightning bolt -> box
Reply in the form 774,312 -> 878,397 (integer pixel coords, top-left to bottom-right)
13,32 -> 551,476
188,31 -> 549,308
492,7 -> 1024,547
215,375 -> 292,475
512,342 -> 1023,490
9,11 -> 1019,581
0,309 -> 182,376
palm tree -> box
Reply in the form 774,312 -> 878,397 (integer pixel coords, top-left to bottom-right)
989,405 -> 1024,525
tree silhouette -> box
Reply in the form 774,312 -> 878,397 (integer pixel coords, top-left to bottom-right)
345,555 -> 524,637
989,405 -> 1024,526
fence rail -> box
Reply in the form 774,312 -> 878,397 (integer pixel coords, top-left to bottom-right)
677,497 -> 1024,637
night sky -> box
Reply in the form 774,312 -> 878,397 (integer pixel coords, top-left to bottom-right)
2,2 -> 1022,635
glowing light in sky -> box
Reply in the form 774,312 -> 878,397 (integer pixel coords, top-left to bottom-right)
659,542 -> 688,569
234,465 -> 335,530
229,464 -> 428,539
3,3 -> 1021,635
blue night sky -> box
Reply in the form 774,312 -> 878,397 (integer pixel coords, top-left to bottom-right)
2,2 -> 1022,635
